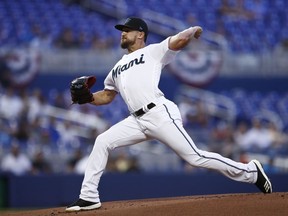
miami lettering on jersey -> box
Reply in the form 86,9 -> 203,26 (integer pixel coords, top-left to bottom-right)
112,54 -> 145,81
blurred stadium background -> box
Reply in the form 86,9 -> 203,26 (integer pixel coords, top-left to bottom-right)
0,0 -> 288,209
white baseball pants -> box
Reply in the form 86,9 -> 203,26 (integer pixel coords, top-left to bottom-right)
79,97 -> 257,202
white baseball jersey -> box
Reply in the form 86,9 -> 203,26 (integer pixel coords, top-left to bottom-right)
104,37 -> 178,112
79,36 -> 259,204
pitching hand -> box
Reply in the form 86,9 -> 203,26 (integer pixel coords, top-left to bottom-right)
194,27 -> 203,39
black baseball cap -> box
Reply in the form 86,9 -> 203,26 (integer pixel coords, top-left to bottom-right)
115,17 -> 148,41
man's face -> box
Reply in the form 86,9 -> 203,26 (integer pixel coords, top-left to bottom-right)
120,28 -> 139,49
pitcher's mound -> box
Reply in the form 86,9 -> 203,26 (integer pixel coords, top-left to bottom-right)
3,192 -> 288,216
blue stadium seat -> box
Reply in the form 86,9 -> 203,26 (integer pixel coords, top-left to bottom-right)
0,0 -> 287,53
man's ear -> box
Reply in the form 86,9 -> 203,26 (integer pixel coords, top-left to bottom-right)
138,31 -> 145,40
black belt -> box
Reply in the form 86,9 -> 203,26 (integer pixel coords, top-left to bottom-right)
133,103 -> 156,117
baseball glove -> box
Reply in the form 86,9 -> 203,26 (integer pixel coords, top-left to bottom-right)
70,76 -> 96,104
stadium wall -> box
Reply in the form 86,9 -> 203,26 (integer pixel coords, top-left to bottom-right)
1,173 -> 288,208
28,73 -> 288,97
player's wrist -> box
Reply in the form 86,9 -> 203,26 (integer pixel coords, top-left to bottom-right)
179,26 -> 202,39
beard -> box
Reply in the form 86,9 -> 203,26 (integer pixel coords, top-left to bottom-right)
120,37 -> 135,49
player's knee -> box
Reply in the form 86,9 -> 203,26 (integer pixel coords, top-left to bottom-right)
94,134 -> 113,151
95,134 -> 108,148
181,151 -> 204,167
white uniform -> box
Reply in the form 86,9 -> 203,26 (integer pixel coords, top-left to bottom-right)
79,37 -> 258,203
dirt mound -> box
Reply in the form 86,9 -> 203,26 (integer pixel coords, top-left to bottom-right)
2,192 -> 288,216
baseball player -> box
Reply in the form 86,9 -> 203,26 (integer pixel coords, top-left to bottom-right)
66,17 -> 272,212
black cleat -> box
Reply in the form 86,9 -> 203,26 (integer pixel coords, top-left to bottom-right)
252,159 -> 272,193
65,198 -> 101,212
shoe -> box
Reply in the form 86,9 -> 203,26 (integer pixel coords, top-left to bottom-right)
65,198 -> 101,212
252,159 -> 272,193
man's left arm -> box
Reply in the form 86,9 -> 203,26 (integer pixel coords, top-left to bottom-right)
169,26 -> 202,51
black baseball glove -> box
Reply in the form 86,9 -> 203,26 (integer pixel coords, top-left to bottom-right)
70,76 -> 96,104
